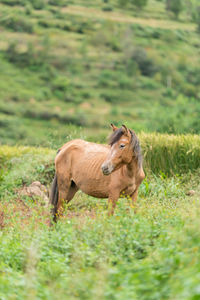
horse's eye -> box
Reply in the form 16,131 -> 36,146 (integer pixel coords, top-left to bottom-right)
119,144 -> 125,149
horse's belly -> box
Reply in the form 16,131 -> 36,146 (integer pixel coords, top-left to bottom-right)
71,155 -> 110,198
83,189 -> 108,199
75,178 -> 109,199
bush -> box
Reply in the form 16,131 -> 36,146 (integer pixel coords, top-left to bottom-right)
48,0 -> 66,6
118,75 -> 134,89
98,70 -> 117,88
0,0 -> 25,6
131,0 -> 148,9
1,16 -> 34,33
118,0 -> 129,7
165,0 -> 183,19
118,0 -> 148,9
31,0 -> 46,10
52,77 -> 70,93
186,67 -> 200,86
102,5 -> 113,11
5,41 -> 50,69
192,6 -> 200,33
131,48 -> 159,77
25,3 -> 32,15
100,91 -> 121,103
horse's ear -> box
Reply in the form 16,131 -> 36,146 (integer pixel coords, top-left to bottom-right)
122,125 -> 129,136
110,123 -> 118,132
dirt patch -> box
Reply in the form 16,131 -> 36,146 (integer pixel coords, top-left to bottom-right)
18,181 -> 49,206
0,197 -> 50,229
0,182 -> 98,230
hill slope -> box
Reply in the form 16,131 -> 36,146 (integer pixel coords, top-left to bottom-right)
0,0 -> 200,146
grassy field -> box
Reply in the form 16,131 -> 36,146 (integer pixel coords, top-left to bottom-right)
0,134 -> 200,299
0,0 -> 200,146
0,0 -> 200,298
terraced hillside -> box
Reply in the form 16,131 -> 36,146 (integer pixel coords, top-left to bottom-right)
0,0 -> 200,147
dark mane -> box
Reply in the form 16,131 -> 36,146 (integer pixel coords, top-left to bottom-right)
109,127 -> 142,168
129,129 -> 143,168
109,127 -> 124,147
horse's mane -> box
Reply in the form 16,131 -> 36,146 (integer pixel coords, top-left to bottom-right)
109,127 -> 142,168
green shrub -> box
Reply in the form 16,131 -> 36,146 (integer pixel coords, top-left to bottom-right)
139,77 -> 161,90
1,16 -> 34,33
131,0 -> 148,9
183,84 -> 197,98
5,41 -> 50,69
98,70 -> 118,88
38,20 -> 52,28
100,91 -> 121,103
118,75 -> 134,89
0,0 -> 25,6
48,0 -> 66,6
31,0 -> 46,10
102,5 -> 113,11
192,6 -> 200,33
52,77 -> 70,93
25,3 -> 32,15
165,0 -> 183,19
187,67 -> 200,86
118,0 -> 129,7
131,48 -> 159,77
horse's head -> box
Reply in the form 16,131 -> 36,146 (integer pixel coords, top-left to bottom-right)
101,124 -> 134,175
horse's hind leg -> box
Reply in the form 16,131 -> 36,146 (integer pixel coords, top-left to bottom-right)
56,179 -> 78,220
66,181 -> 79,203
56,175 -> 71,219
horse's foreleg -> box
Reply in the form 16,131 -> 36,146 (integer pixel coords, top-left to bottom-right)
108,191 -> 120,216
131,188 -> 138,206
130,170 -> 145,211
130,186 -> 140,214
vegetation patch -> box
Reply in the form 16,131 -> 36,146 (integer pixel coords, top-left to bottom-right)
0,140 -> 200,299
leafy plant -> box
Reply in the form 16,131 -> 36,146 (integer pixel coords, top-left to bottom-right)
165,0 -> 183,18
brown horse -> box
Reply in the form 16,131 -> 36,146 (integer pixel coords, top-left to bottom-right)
50,124 -> 145,221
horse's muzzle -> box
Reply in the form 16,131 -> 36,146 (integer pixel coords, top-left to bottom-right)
101,162 -> 114,175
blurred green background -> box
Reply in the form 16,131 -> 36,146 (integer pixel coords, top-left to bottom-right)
0,0 -> 199,148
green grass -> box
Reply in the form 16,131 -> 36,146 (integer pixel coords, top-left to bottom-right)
1,1 -> 200,298
0,137 -> 200,299
0,0 -> 200,146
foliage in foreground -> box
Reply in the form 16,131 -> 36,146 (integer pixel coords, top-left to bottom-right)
0,137 -> 200,299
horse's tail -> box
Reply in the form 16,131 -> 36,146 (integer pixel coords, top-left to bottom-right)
50,174 -> 58,222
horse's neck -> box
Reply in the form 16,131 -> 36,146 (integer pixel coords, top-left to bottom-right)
125,158 -> 139,177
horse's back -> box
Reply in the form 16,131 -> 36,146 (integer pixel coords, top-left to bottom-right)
59,139 -> 109,156
55,139 -> 109,169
